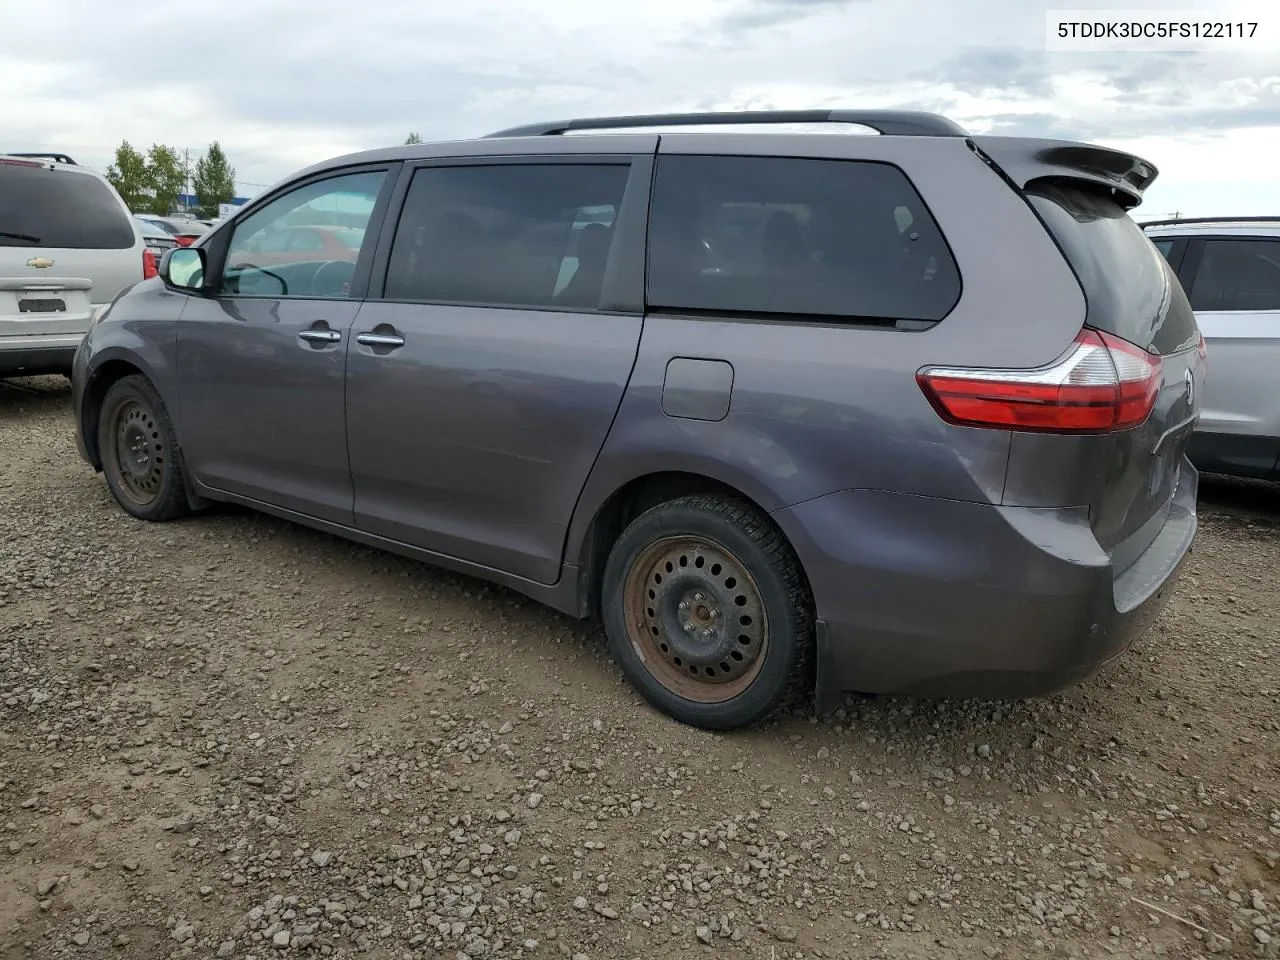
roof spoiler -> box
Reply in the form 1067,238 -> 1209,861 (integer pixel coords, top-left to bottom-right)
2,151 -> 77,165
968,137 -> 1157,209
484,109 -> 968,139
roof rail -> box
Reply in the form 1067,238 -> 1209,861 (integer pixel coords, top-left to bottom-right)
1140,215 -> 1280,228
484,109 -> 967,139
4,151 -> 77,165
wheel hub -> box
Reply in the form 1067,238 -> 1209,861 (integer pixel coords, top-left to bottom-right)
624,537 -> 768,701
663,579 -> 735,667
108,399 -> 164,506
120,422 -> 152,478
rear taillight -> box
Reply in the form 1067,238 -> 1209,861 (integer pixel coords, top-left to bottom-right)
142,248 -> 158,279
174,236 -> 194,247
918,329 -> 1162,433
1196,332 -> 1207,364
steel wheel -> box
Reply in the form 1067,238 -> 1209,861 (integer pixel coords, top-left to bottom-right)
106,397 -> 166,507
622,535 -> 770,703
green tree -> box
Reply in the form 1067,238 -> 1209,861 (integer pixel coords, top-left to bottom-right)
104,140 -> 151,211
146,144 -> 186,215
404,131 -> 423,144
193,141 -> 236,219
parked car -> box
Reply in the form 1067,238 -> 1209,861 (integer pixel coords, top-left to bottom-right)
135,218 -> 180,259
71,109 -> 1204,730
1143,217 -> 1280,480
0,152 -> 155,378
134,214 -> 207,247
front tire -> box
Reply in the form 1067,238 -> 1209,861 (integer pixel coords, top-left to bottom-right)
97,374 -> 190,522
601,494 -> 814,730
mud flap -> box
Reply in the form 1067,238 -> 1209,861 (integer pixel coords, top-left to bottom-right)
813,620 -> 843,719
178,446 -> 211,511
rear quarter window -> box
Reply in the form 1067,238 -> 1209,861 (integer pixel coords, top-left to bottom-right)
0,163 -> 136,249
1188,238 -> 1280,312
646,155 -> 961,324
1025,181 -> 1198,356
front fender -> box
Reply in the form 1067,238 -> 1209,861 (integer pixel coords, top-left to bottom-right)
75,284 -> 187,465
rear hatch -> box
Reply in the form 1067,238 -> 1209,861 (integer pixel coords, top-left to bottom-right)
954,137 -> 1204,572
0,157 -> 142,338
1021,180 -> 1202,562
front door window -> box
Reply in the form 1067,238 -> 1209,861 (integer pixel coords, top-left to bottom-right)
220,171 -> 385,299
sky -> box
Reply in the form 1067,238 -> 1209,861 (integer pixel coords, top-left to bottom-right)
3,0 -> 1279,218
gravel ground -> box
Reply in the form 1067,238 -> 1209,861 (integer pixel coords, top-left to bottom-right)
1,375 -> 1277,960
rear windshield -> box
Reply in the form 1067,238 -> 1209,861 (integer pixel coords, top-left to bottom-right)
1026,180 -> 1198,356
140,218 -> 180,236
0,162 -> 136,249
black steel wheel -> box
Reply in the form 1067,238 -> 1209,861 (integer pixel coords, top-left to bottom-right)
97,374 -> 190,522
602,494 -> 814,730
623,535 -> 769,703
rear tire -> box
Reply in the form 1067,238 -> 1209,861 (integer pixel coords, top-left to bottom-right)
98,375 -> 190,522
601,494 -> 814,730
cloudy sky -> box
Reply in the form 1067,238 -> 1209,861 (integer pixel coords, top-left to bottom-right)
4,0 -> 1278,217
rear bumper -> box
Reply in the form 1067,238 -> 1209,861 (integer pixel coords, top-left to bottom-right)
0,332 -> 84,376
772,459 -> 1198,711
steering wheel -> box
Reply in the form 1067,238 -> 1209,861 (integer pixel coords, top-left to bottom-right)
228,262 -> 289,297
312,259 -> 356,298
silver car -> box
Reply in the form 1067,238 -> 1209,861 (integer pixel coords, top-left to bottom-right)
1145,217 -> 1280,479
0,153 -> 152,377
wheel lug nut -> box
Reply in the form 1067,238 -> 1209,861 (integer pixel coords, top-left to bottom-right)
702,629 -> 713,638
683,623 -> 694,632
693,592 -> 704,602
678,601 -> 688,611
711,609 -> 721,619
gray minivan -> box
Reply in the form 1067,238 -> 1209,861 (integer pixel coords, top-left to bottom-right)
70,110 -> 1204,729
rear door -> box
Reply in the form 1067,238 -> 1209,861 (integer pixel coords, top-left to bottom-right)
1180,235 -> 1280,475
1017,181 -> 1205,566
0,158 -> 142,338
346,150 -> 653,584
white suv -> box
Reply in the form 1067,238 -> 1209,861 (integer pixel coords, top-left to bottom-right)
0,152 -> 155,378
1144,217 -> 1280,480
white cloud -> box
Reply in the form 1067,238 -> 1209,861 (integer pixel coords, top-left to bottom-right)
1,0 -> 1277,214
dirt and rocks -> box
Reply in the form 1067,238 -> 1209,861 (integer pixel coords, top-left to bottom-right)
1,374 -> 1277,960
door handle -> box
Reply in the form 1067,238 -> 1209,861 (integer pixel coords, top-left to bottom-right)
356,332 -> 405,348
298,329 -> 342,343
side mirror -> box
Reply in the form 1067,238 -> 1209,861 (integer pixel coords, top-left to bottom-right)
161,246 -> 206,292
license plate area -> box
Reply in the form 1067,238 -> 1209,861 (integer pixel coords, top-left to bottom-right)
18,298 -> 66,313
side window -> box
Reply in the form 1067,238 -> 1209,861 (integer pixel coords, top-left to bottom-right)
382,163 -> 630,309
1151,238 -> 1175,260
646,155 -> 961,323
1189,238 -> 1280,312
221,170 -> 385,298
